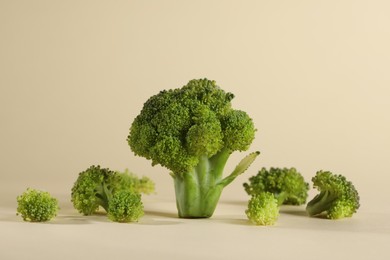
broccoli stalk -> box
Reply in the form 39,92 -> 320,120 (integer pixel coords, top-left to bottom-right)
174,149 -> 259,218
128,79 -> 259,218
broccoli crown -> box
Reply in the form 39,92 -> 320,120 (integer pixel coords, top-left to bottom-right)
16,188 -> 59,222
107,190 -> 144,223
245,192 -> 279,225
127,78 -> 256,175
243,167 -> 309,205
71,165 -> 153,216
306,170 -> 360,219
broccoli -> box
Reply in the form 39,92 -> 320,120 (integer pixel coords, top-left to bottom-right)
115,169 -> 155,195
306,170 -> 360,219
243,167 -> 309,206
16,188 -> 59,222
107,190 -> 144,223
246,192 -> 279,225
71,165 -> 116,215
127,78 -> 259,218
71,165 -> 153,217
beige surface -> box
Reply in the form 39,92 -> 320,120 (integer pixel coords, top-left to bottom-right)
1,0 -> 389,259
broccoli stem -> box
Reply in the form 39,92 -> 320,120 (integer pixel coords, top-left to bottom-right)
174,149 -> 230,218
306,190 -> 337,217
173,150 -> 260,218
95,182 -> 113,212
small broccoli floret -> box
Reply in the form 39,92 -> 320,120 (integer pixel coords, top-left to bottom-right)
71,165 -> 153,216
16,188 -> 59,222
71,165 -> 116,215
306,170 -> 360,219
115,169 -> 155,195
243,167 -> 309,206
246,192 -> 279,226
128,78 -> 259,218
107,190 -> 144,223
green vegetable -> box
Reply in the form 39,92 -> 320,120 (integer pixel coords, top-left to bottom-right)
115,169 -> 155,195
246,192 -> 279,225
128,78 -> 259,218
71,165 -> 153,217
16,188 -> 59,222
71,165 -> 117,215
107,190 -> 144,223
243,167 -> 309,206
306,170 -> 360,219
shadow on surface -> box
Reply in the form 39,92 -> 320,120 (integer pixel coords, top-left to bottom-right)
279,207 -> 308,217
144,210 -> 178,219
49,207 -> 110,224
0,213 -> 95,225
141,210 -> 183,225
50,215 -> 94,225
213,217 -> 251,226
0,205 -> 112,225
0,213 -> 20,223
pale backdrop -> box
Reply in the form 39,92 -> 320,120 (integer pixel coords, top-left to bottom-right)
0,1 -> 389,258
0,0 -> 390,203
1,0 -> 389,203
0,0 -> 390,259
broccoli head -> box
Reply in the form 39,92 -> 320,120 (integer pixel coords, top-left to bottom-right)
71,165 -> 153,216
246,192 -> 279,226
306,170 -> 360,219
17,188 -> 59,222
127,78 -> 259,218
107,190 -> 144,223
243,167 -> 309,206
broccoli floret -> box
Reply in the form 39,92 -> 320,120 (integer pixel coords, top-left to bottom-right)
246,192 -> 279,225
71,165 -> 116,215
16,188 -> 59,222
71,165 -> 152,216
243,167 -> 309,206
107,190 -> 144,223
306,170 -> 360,219
127,78 -> 259,218
115,169 -> 155,195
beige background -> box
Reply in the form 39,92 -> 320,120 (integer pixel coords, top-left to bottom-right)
1,0 -> 389,259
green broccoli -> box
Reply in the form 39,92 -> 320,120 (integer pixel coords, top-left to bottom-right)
128,78 -> 259,218
246,192 -> 279,225
71,165 -> 153,216
16,188 -> 59,222
71,165 -> 115,215
306,170 -> 360,219
115,169 -> 155,195
107,190 -> 144,223
243,167 -> 309,206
